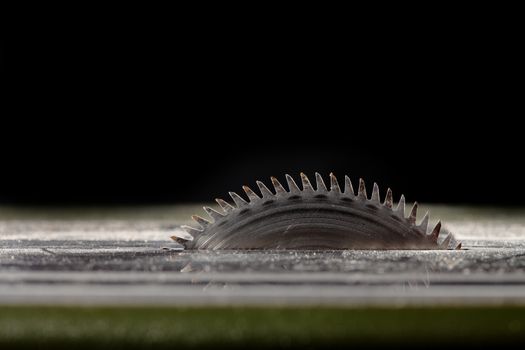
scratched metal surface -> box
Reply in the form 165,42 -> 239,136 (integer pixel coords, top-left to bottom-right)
1,204 -> 525,305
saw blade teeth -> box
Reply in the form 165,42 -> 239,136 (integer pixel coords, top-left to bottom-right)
384,188 -> 393,208
371,182 -> 380,203
419,211 -> 429,233
300,172 -> 314,192
203,206 -> 224,222
229,191 -> 248,207
171,227 -> 196,242
396,195 -> 406,217
315,172 -> 328,192
256,181 -> 274,198
285,174 -> 301,194
180,172 -> 460,251
329,173 -> 341,194
429,221 -> 441,241
270,176 -> 287,196
191,215 -> 210,229
170,236 -> 188,244
408,202 -> 418,224
215,198 -> 234,213
243,185 -> 261,202
344,175 -> 355,197
440,233 -> 452,249
357,178 -> 367,200
181,225 -> 202,234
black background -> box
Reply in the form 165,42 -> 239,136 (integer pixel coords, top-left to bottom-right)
1,9 -> 522,206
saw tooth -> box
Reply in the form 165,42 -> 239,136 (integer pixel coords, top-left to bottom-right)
329,173 -> 341,194
170,236 -> 188,244
371,182 -> 380,203
455,242 -> 462,250
229,191 -> 249,207
408,202 -> 418,224
256,181 -> 274,198
285,174 -> 301,194
440,234 -> 452,249
300,172 -> 314,192
429,221 -> 441,241
171,226 -> 196,241
419,211 -> 429,233
191,215 -> 210,229
315,172 -> 328,192
357,178 -> 367,200
344,175 -> 355,197
243,185 -> 261,202
215,198 -> 234,213
396,195 -> 406,217
270,176 -> 287,196
181,225 -> 202,235
384,188 -> 393,208
203,206 -> 224,222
